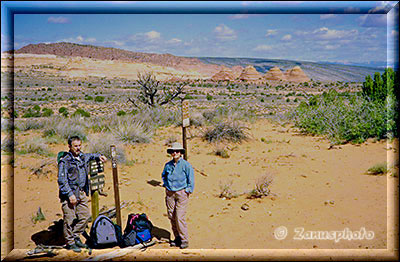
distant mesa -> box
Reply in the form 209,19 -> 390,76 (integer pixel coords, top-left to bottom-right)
284,66 -> 310,82
263,66 -> 286,81
239,65 -> 262,82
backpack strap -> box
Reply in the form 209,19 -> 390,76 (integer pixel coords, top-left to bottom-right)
57,151 -> 68,164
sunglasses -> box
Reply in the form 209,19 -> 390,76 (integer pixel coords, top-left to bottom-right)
170,150 -> 182,154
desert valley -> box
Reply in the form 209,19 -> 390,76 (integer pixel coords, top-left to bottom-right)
1,42 -> 398,261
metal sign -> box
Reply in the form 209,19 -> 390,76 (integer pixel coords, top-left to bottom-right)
90,174 -> 105,191
182,100 -> 190,127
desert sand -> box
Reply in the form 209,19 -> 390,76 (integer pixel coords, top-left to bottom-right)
1,118 -> 398,260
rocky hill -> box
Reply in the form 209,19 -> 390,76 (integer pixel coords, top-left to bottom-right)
15,42 -> 222,76
15,42 -> 386,82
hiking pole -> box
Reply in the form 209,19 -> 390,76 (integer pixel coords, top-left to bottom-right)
110,145 -> 122,227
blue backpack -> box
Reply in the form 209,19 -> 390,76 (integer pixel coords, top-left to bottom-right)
122,213 -> 153,247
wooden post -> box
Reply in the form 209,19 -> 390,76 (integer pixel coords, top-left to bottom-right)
91,190 -> 99,221
110,145 -> 122,227
181,100 -> 189,160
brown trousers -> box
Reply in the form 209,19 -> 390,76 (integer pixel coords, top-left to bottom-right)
61,191 -> 91,245
165,189 -> 190,244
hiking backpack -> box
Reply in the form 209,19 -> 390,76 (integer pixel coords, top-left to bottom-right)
87,215 -> 122,249
122,213 -> 153,247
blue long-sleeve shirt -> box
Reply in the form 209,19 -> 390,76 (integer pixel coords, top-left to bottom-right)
161,158 -> 194,193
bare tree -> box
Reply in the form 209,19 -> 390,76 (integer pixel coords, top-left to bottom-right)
128,71 -> 188,108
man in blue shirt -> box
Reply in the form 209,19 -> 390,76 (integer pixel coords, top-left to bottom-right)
161,142 -> 194,249
58,136 -> 107,252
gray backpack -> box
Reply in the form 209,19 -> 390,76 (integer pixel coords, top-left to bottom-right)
88,215 -> 122,249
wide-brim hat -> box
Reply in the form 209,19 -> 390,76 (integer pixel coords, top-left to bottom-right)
167,142 -> 185,154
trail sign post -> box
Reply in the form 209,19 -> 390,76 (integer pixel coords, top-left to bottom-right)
89,159 -> 105,221
182,100 -> 189,160
110,145 -> 122,227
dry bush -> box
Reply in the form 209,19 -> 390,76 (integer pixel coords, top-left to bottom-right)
219,180 -> 239,199
213,144 -> 230,158
203,120 -> 249,143
87,134 -> 126,164
17,137 -> 52,156
247,174 -> 274,199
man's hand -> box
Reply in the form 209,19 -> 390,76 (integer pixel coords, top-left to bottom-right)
99,155 -> 107,162
69,194 -> 77,206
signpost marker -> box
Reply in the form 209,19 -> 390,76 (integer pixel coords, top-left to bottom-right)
182,100 -> 190,160
110,145 -> 122,227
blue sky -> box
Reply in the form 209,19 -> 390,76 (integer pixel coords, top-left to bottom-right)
2,1 -> 398,67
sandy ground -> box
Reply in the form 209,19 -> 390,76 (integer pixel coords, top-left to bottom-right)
1,119 -> 398,261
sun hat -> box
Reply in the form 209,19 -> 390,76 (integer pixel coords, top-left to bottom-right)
167,142 -> 185,154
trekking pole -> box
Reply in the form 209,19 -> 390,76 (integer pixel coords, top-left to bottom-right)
110,145 -> 122,227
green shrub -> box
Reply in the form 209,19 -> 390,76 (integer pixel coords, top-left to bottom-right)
41,108 -> 54,117
95,96 -> 105,102
72,108 -> 90,118
117,110 -> 126,116
58,107 -> 69,117
23,106 -> 41,118
206,94 -> 213,101
367,162 -> 388,175
291,89 -> 389,144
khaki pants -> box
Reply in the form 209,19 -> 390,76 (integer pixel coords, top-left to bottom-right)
61,191 -> 91,245
165,189 -> 190,244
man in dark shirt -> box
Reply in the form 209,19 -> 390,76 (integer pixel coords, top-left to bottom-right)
58,136 -> 107,252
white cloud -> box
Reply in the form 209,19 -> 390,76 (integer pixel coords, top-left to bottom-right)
358,14 -> 387,27
213,24 -> 237,41
47,16 -> 70,24
58,35 -> 97,44
166,38 -> 182,45
282,34 -> 292,41
312,27 -> 358,40
144,31 -> 161,40
253,45 -> 273,51
265,29 -> 277,37
324,44 -> 340,50
229,14 -> 266,20
320,14 -> 337,20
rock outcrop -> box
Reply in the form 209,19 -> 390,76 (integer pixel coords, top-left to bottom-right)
211,67 -> 236,81
284,66 -> 310,82
239,65 -> 262,82
263,66 -> 286,81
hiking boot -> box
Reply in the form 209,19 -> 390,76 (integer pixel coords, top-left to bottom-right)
180,242 -> 189,249
75,238 -> 87,249
66,243 -> 81,253
170,237 -> 181,247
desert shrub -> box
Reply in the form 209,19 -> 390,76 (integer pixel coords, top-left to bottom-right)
72,108 -> 90,118
135,107 -> 180,128
219,180 -> 239,199
43,117 -> 87,141
58,107 -> 69,117
94,96 -> 105,102
14,118 -> 46,131
213,145 -> 230,158
247,174 -> 274,199
41,108 -> 54,117
206,94 -> 213,101
367,162 -> 388,175
203,120 -> 249,143
164,136 -> 177,146
17,137 -> 51,156
190,113 -> 206,127
85,95 -> 94,101
117,110 -> 126,116
1,118 -> 14,132
23,106 -> 41,118
202,106 -> 256,124
1,135 -> 14,153
111,119 -> 153,144
291,89 -> 388,144
87,134 -> 126,164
